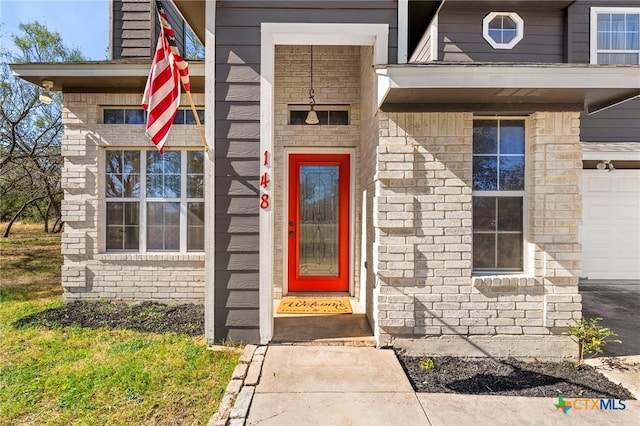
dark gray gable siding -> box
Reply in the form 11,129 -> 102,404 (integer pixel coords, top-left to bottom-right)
112,0 -> 152,59
410,22 -> 434,62
568,1 -> 640,144
112,0 -> 189,60
215,0 -> 398,344
155,1 -> 188,57
408,0 -> 441,55
581,99 -> 640,143
567,0 -> 640,63
437,3 -> 565,63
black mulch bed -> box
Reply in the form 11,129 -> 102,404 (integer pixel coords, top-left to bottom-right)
13,301 -> 204,336
395,351 -> 635,399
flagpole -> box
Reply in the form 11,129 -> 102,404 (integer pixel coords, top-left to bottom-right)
185,90 -> 210,153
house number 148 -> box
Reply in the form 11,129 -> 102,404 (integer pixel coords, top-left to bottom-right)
260,150 -> 270,209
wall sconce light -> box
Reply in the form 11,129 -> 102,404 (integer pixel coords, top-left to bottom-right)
39,80 -> 54,104
596,160 -> 615,172
305,46 -> 319,125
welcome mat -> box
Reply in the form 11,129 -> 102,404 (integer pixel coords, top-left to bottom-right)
277,298 -> 352,315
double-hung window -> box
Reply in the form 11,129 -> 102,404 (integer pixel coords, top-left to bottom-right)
591,8 -> 640,64
105,150 -> 205,253
472,119 -> 525,273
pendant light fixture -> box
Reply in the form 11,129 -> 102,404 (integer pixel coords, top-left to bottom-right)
305,45 -> 319,125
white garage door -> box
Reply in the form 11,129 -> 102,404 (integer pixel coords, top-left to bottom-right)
581,170 -> 640,280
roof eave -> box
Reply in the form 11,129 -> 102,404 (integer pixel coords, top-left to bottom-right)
377,64 -> 640,114
10,61 -> 206,93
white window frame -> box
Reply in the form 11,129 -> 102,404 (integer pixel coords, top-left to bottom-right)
590,7 -> 640,64
472,118 -> 528,275
101,107 -> 205,125
483,12 -> 524,50
287,104 -> 351,125
104,149 -> 205,254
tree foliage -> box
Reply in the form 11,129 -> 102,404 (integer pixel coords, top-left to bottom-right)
0,22 -> 86,236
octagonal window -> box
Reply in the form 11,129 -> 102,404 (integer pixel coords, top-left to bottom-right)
483,12 -> 524,49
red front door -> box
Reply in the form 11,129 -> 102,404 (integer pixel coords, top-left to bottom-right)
288,154 -> 350,292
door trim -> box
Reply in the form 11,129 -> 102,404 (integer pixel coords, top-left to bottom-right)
259,23 -> 388,344
284,148 -> 356,296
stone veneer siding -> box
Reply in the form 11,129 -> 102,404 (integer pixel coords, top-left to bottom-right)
272,45 -> 362,299
372,111 -> 582,355
61,93 -> 206,302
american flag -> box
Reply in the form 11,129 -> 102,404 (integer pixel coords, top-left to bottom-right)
141,1 -> 190,152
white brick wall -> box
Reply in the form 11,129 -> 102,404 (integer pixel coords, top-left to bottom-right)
60,64 -> 583,355
372,112 -> 582,348
273,45 -> 362,299
61,93 -> 206,302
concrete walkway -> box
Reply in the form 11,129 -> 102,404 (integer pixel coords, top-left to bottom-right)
223,345 -> 640,426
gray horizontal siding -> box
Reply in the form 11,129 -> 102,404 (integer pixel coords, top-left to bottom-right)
408,1 -> 441,57
581,99 -> 640,143
568,2 -> 640,143
217,271 -> 259,290
157,0 -> 187,57
219,1 -> 397,9
216,140 -> 261,159
438,5 -> 565,63
568,0 -> 640,63
111,0 -> 152,59
112,0 -> 189,60
410,24 -> 433,62
214,0 -> 398,344
567,1 -> 591,63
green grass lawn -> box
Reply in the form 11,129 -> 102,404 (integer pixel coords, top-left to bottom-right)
0,224 -> 240,425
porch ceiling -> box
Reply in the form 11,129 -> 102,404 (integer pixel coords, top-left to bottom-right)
172,0 -> 205,44
10,61 -> 205,93
377,63 -> 640,115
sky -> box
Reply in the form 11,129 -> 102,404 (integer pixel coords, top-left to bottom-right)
0,0 -> 109,60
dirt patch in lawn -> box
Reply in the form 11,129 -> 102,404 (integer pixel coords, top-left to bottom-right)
395,352 -> 635,399
13,300 -> 204,336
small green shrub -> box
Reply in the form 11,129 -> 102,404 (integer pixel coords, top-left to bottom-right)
419,358 -> 435,372
568,317 -> 621,366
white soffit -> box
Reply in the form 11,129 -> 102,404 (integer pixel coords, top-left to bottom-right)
377,64 -> 640,113
10,62 -> 206,92
582,143 -> 640,161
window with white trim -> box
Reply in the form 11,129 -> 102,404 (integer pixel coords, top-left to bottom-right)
483,12 -> 524,49
105,149 -> 205,252
288,105 -> 350,125
472,119 -> 525,273
102,108 -> 205,124
591,7 -> 640,64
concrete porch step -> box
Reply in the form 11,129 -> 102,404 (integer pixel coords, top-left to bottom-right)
271,314 -> 376,347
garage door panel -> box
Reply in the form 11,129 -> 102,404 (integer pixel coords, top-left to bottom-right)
616,203 -> 640,221
615,229 -> 639,248
583,202 -> 611,221
583,176 -> 612,192
616,177 -> 640,191
581,170 -> 640,280
616,258 -> 640,275
582,228 -> 611,245
582,256 -> 612,274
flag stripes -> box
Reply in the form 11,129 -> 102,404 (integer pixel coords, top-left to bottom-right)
141,1 -> 190,152
157,4 -> 190,93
